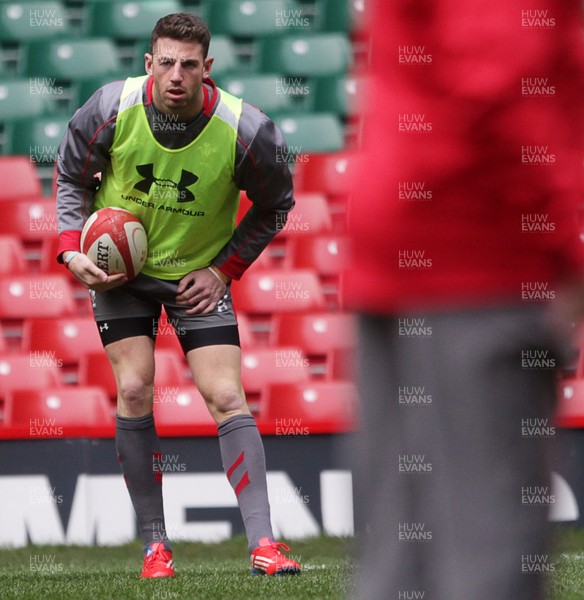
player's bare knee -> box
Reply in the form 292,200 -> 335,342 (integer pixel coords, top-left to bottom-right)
207,388 -> 246,417
116,377 -> 154,416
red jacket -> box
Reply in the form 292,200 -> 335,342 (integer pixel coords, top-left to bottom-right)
344,0 -> 584,313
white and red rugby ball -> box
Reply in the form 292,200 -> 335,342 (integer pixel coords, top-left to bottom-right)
81,207 -> 147,279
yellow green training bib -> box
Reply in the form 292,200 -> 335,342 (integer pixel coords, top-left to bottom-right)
94,75 -> 242,279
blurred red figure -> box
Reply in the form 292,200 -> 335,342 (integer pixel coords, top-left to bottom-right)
345,1 -> 584,599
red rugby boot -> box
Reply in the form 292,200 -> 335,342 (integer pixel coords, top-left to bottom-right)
250,537 -> 301,576
140,542 -> 175,578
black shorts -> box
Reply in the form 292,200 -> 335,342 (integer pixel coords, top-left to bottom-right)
90,273 -> 240,353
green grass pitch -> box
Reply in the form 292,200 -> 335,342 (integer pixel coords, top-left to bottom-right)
0,536 -> 353,600
1,531 -> 584,599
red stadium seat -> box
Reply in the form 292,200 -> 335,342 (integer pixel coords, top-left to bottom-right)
241,346 -> 311,395
153,384 -> 216,427
79,348 -> 190,400
0,274 -> 76,318
78,351 -> 116,398
237,192 -> 332,237
4,386 -> 114,427
0,236 -> 28,274
293,151 -> 353,196
0,156 -> 43,201
21,317 -> 103,367
286,234 -> 350,275
270,312 -> 356,356
0,353 -> 61,400
262,381 -> 358,429
0,198 -> 58,242
231,269 -> 325,314
276,193 -> 332,237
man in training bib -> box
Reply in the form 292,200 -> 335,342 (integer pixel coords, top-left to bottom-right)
56,13 -> 300,578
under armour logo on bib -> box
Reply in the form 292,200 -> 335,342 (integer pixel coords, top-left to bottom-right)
133,163 -> 198,203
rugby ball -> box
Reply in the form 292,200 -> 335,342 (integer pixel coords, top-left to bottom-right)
81,207 -> 147,279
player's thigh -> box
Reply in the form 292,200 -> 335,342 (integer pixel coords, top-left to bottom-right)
106,336 -> 156,416
186,344 -> 249,421
164,282 -> 245,420
105,335 -> 156,388
90,278 -> 160,413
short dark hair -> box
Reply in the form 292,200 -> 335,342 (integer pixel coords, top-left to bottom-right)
150,13 -> 211,58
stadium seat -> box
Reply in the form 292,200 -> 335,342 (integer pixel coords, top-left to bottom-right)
207,36 -> 239,76
270,312 -> 356,356
0,79 -> 47,123
79,348 -> 190,400
0,198 -> 58,242
293,151 -> 353,196
4,386 -> 114,427
317,0 -> 366,32
259,33 -> 351,76
0,236 -> 27,275
0,274 -> 76,318
274,113 -> 344,153
0,353 -> 61,400
0,156 -> 43,200
287,234 -> 350,275
91,1 -> 181,38
314,74 -> 361,116
8,116 -> 69,164
275,192 -> 332,237
21,317 -> 103,367
262,380 -> 358,428
27,38 -> 121,81
152,384 -> 216,427
231,269 -> 325,313
78,351 -> 116,398
217,74 -> 296,115
0,1 -> 69,41
209,0 -> 301,36
241,346 -> 310,394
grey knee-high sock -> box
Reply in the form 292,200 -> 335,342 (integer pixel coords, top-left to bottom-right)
218,414 -> 273,551
116,413 -> 171,554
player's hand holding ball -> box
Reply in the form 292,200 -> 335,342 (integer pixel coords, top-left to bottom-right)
64,251 -> 127,292
67,207 -> 148,291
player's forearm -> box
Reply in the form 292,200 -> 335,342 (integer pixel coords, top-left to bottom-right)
56,230 -> 83,263
56,169 -> 96,262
